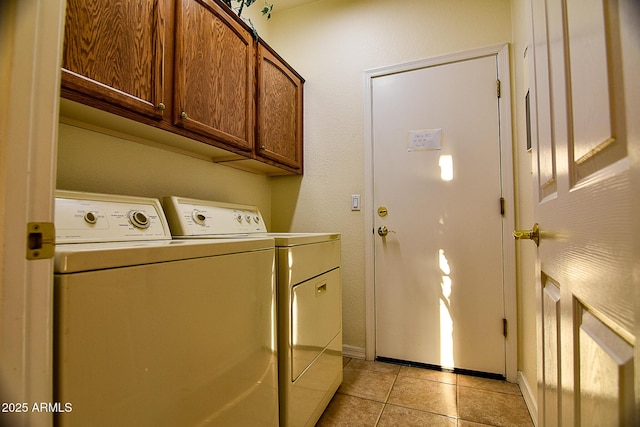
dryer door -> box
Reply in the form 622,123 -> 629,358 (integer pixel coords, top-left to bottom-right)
291,268 -> 341,380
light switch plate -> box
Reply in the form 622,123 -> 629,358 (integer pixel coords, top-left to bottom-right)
351,194 -> 361,211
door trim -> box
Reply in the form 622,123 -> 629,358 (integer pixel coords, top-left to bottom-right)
1,0 -> 64,425
363,44 -> 517,381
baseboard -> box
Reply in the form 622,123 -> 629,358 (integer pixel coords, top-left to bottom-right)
342,345 -> 365,359
518,371 -> 538,427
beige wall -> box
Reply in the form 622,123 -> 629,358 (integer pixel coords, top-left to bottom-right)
56,122 -> 273,226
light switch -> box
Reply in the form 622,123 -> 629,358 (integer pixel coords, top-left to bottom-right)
351,194 -> 361,211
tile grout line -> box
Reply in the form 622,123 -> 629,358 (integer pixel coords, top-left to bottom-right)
373,370 -> 399,426
455,374 -> 460,424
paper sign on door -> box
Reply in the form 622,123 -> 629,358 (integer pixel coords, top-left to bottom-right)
408,128 -> 442,151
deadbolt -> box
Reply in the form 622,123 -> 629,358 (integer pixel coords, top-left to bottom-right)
377,206 -> 388,217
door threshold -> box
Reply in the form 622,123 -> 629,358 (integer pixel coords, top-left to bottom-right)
375,356 -> 506,381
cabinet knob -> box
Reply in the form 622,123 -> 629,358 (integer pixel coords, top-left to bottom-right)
260,145 -> 266,150
157,102 -> 166,111
180,111 -> 188,119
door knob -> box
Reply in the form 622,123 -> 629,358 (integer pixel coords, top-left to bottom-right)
513,223 -> 539,246
377,226 -> 395,237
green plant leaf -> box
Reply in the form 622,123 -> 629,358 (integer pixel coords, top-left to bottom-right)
261,1 -> 273,19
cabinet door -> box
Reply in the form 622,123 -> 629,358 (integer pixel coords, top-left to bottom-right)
174,0 -> 254,152
61,0 -> 166,119
257,42 -> 304,172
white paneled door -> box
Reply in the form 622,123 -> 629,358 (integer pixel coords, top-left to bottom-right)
371,50 -> 512,376
528,0 -> 639,424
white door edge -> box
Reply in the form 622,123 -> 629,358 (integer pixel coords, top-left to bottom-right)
363,43 -> 517,382
0,1 -> 64,426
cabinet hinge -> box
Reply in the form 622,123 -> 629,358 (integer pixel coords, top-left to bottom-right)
500,197 -> 505,216
503,318 -> 508,338
26,222 -> 55,260
497,79 -> 501,98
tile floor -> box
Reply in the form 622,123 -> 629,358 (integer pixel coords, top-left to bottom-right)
316,358 -> 534,427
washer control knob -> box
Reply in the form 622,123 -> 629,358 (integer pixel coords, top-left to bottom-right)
235,213 -> 243,223
245,214 -> 252,223
129,210 -> 150,229
84,211 -> 98,224
192,211 -> 206,226
253,215 -> 260,224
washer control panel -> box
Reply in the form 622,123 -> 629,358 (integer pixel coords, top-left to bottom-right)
162,196 -> 267,236
55,190 -> 172,243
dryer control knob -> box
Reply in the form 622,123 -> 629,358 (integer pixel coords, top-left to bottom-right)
129,210 -> 150,229
192,211 -> 206,226
84,211 -> 98,225
235,213 -> 243,223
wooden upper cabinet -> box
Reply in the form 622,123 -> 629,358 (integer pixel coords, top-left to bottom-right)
61,0 -> 166,119
61,0 -> 304,174
256,42 -> 304,172
174,0 -> 255,152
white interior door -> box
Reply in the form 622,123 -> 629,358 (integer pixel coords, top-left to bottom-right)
528,0 -> 639,424
372,51 -> 510,376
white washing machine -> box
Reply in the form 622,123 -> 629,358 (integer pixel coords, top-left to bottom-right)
162,196 -> 342,427
53,191 -> 278,427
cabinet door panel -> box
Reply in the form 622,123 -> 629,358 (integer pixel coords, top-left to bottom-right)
62,0 -> 165,119
257,43 -> 304,172
175,0 -> 254,151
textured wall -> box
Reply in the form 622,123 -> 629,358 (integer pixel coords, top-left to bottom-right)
57,123 -> 272,226
265,0 -> 514,351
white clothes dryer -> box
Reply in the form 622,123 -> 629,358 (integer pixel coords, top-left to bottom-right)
54,191 -> 278,427
162,196 -> 342,427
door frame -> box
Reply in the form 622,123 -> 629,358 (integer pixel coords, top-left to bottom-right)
363,44 -> 517,382
0,0 -> 64,426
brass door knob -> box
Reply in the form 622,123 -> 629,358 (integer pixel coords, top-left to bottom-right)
377,226 -> 395,237
513,223 -> 539,246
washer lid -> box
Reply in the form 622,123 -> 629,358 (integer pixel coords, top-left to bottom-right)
54,237 -> 275,273
267,232 -> 341,247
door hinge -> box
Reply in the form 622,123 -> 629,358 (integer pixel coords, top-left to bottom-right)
500,197 -> 505,216
496,79 -> 501,98
26,222 -> 55,260
503,318 -> 508,338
